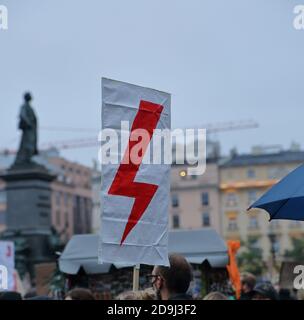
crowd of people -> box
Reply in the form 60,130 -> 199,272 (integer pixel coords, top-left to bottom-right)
0,254 -> 302,300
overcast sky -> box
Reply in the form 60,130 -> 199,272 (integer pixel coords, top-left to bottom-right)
1,0 -> 304,166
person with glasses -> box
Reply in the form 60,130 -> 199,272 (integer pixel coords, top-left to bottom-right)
147,254 -> 193,300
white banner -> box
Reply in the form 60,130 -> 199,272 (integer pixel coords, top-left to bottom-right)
99,78 -> 171,266
0,241 -> 15,291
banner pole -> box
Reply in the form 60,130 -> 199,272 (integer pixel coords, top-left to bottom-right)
133,264 -> 140,291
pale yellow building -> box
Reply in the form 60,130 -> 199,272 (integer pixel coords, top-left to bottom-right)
170,160 -> 221,234
219,150 -> 304,260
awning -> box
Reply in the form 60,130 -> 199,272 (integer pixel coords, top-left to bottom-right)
58,234 -> 132,274
59,228 -> 228,275
168,228 -> 228,268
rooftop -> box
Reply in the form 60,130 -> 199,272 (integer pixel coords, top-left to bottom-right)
221,150 -> 304,168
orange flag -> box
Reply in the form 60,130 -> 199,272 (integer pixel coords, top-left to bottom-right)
226,240 -> 241,299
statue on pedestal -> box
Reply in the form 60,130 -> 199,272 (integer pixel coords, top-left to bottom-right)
14,92 -> 38,166
0,91 -> 62,286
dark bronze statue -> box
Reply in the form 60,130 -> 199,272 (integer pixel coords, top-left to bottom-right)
14,92 -> 38,165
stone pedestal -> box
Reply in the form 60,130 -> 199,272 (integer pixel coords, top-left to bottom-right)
0,163 -> 57,282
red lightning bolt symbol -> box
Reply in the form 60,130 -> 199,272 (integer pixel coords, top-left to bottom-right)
108,100 -> 164,245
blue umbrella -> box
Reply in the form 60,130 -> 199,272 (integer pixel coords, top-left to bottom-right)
248,164 -> 304,221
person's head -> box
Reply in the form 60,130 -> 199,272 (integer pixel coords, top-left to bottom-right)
139,288 -> 156,300
116,291 -> 139,300
203,291 -> 228,300
116,288 -> 156,300
65,288 -> 95,300
252,282 -> 278,300
151,254 -> 193,300
24,92 -> 32,103
241,272 -> 256,294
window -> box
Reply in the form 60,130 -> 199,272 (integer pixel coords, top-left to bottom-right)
228,217 -> 238,231
248,237 -> 259,249
226,193 -> 238,207
55,192 -> 61,206
66,176 -> 72,184
247,168 -> 256,179
202,212 -> 210,227
56,210 -> 61,226
172,194 -> 179,208
248,190 -> 257,206
273,239 -> 280,254
65,212 -> 69,228
201,192 -> 209,206
64,193 -> 69,206
172,215 -> 180,229
248,216 -> 259,229
73,195 -> 79,208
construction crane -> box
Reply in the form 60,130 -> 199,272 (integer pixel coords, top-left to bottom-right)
0,119 -> 259,155
200,119 -> 258,134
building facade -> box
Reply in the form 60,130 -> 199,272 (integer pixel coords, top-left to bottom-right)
170,160 -> 221,234
219,150 -> 304,260
48,155 -> 93,241
0,149 -> 93,242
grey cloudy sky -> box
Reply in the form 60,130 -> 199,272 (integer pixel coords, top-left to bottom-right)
1,0 -> 304,166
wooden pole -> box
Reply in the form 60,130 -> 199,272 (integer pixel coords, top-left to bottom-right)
132,264 -> 140,291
